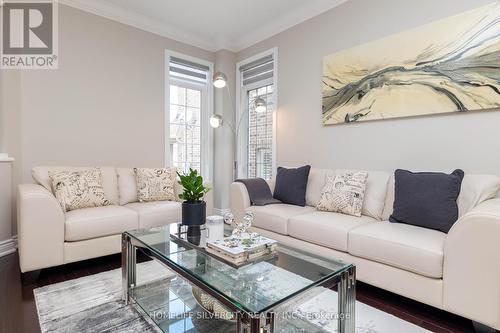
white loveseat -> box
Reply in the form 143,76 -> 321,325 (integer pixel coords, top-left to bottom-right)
231,168 -> 500,330
17,166 -> 213,274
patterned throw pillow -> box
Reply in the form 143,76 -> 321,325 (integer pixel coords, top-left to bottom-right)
134,168 -> 176,202
317,171 -> 369,217
49,168 -> 111,212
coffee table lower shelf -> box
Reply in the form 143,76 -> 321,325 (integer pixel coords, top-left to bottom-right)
131,277 -> 237,333
130,275 -> 349,333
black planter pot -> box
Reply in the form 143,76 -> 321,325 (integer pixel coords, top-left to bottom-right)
186,226 -> 201,246
181,201 -> 206,226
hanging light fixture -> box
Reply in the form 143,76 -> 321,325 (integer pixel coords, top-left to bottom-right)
254,97 -> 267,113
213,72 -> 227,89
209,71 -> 269,179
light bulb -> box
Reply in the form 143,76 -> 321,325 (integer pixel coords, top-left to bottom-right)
213,72 -> 227,89
209,114 -> 223,128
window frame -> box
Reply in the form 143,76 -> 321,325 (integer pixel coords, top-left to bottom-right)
165,50 -> 214,181
236,48 -> 278,179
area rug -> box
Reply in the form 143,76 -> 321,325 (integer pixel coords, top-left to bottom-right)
34,261 -> 430,333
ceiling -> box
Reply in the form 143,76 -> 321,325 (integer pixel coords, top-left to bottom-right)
60,0 -> 347,52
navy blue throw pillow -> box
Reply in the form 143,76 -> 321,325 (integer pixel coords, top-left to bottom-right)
389,169 -> 464,233
273,165 -> 311,206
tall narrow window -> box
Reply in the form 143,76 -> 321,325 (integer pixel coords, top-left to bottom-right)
167,54 -> 212,178
170,85 -> 201,172
238,51 -> 276,180
247,84 -> 274,179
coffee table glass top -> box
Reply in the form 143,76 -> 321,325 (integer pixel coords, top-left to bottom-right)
125,224 -> 352,315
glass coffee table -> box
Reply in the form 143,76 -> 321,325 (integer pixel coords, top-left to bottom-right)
122,224 -> 355,333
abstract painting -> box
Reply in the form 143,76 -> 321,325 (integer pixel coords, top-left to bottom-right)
322,3 -> 500,125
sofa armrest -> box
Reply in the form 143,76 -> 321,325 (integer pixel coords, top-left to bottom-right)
443,198 -> 500,330
230,179 -> 276,221
230,182 -> 251,223
17,184 -> 65,273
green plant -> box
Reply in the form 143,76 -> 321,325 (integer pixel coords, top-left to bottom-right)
177,168 -> 210,203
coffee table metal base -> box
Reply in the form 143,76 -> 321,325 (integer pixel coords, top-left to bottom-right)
237,312 -> 275,333
338,266 -> 356,333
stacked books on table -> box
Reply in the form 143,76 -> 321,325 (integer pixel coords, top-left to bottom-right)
206,235 -> 278,266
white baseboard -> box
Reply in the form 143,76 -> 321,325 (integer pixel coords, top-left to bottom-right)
0,237 -> 17,258
213,208 -> 231,216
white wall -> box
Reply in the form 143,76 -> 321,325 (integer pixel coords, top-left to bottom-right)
0,162 -> 13,242
237,0 -> 500,175
16,5 -> 214,183
0,70 -> 22,239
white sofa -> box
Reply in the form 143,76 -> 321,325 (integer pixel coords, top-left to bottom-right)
231,168 -> 500,331
17,166 -> 213,274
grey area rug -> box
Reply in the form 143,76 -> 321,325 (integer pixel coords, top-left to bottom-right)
34,261 -> 430,333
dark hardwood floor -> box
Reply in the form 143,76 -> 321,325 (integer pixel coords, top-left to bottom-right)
0,251 -> 478,333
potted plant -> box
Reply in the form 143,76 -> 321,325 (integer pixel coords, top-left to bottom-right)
177,168 -> 210,228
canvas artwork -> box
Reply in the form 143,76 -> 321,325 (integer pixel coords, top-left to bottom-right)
322,2 -> 500,125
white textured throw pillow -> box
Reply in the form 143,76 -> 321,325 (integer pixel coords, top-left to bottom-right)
317,171 -> 369,217
49,168 -> 111,212
134,168 -> 176,202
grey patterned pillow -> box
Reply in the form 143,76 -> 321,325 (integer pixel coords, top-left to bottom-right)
134,168 -> 175,202
49,168 -> 110,212
317,171 -> 368,217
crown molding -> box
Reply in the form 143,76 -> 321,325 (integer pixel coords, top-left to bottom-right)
231,0 -> 349,51
58,0 -> 217,52
59,0 -> 349,53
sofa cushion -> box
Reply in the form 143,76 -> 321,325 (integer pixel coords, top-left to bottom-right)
317,171 -> 368,217
126,201 -> 181,229
305,168 -> 333,207
273,166 -> 311,206
381,175 -> 395,221
135,167 -> 176,202
248,204 -> 316,235
390,169 -> 464,233
118,167 -> 180,205
336,169 -> 390,220
288,211 -> 375,252
383,173 -> 500,221
32,166 -> 119,205
49,169 -> 111,212
117,168 -> 138,205
348,223 -> 446,278
65,205 -> 138,241
457,174 -> 500,217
